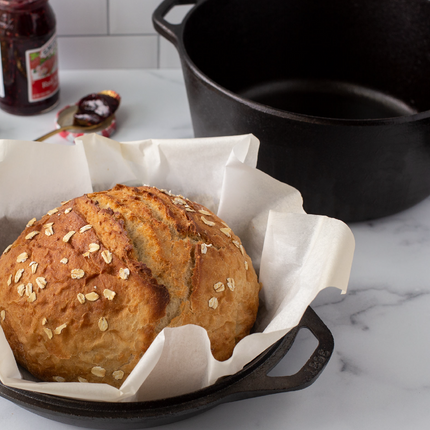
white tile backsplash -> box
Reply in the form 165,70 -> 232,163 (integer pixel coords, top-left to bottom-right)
109,0 -> 161,35
50,0 -> 108,36
163,4 -> 194,25
159,37 -> 181,69
57,36 -> 158,70
49,0 -> 189,69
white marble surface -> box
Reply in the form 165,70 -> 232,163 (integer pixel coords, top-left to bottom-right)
1,70 -> 430,430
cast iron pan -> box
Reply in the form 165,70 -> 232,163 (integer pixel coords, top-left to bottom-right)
0,307 -> 333,429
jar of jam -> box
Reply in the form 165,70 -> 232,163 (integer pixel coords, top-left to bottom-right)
0,0 -> 59,115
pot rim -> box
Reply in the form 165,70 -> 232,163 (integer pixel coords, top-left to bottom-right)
185,57 -> 430,127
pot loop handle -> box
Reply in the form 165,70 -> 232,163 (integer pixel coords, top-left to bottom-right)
152,0 -> 201,47
225,307 -> 334,398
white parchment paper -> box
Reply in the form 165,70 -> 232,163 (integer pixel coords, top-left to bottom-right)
0,133 -> 355,402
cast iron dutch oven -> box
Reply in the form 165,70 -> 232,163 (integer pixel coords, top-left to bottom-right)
0,307 -> 332,429
153,0 -> 430,222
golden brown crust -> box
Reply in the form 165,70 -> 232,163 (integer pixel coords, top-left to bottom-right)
0,185 -> 260,387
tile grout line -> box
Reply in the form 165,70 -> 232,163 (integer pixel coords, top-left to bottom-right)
57,34 -> 158,38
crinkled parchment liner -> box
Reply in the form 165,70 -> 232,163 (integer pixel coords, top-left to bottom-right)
0,134 -> 354,402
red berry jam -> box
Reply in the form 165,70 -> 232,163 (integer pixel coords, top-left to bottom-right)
73,91 -> 121,126
0,0 -> 59,115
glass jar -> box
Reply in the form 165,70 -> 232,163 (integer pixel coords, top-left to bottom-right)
0,0 -> 59,115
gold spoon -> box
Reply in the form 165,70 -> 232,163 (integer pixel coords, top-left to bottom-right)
35,106 -> 116,142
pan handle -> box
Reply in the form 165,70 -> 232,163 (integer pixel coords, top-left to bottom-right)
225,307 -> 334,398
152,0 -> 199,47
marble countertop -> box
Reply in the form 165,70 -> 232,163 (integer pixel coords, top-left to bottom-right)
1,70 -> 429,430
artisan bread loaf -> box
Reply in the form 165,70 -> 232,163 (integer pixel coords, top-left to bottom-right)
0,185 -> 260,388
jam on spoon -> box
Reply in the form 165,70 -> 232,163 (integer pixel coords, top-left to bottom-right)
73,90 -> 121,126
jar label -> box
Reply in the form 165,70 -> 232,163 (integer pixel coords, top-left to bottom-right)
25,33 -> 59,103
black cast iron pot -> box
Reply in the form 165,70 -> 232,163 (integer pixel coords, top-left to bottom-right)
0,307 -> 332,429
153,0 -> 430,222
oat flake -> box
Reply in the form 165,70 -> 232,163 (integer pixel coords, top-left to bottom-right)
54,323 -> 67,334
45,225 -> 54,236
198,209 -> 212,216
113,370 -> 124,380
53,376 -> 65,382
71,269 -> 85,279
14,269 -> 24,283
25,283 -> 33,296
119,268 -> 130,280
201,243 -> 212,254
208,297 -> 218,309
36,277 -> 47,289
101,250 -> 113,264
29,261 -> 38,274
88,243 -> 100,253
232,240 -> 241,249
103,289 -> 116,300
98,317 -> 109,332
63,231 -> 76,242
25,231 -> 40,240
85,292 -> 99,302
91,366 -> 106,378
2,244 -> 12,254
173,197 -> 187,205
201,216 -> 216,227
220,227 -> 231,237
17,284 -> 25,297
213,282 -> 225,292
16,252 -> 28,263
79,224 -> 92,233
26,218 -> 37,227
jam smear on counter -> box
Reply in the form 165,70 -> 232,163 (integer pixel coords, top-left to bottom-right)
0,0 -> 59,115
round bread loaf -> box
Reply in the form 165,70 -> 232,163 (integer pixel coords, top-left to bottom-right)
0,185 -> 260,387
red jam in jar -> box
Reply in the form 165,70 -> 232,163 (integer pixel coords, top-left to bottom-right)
0,0 -> 59,115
